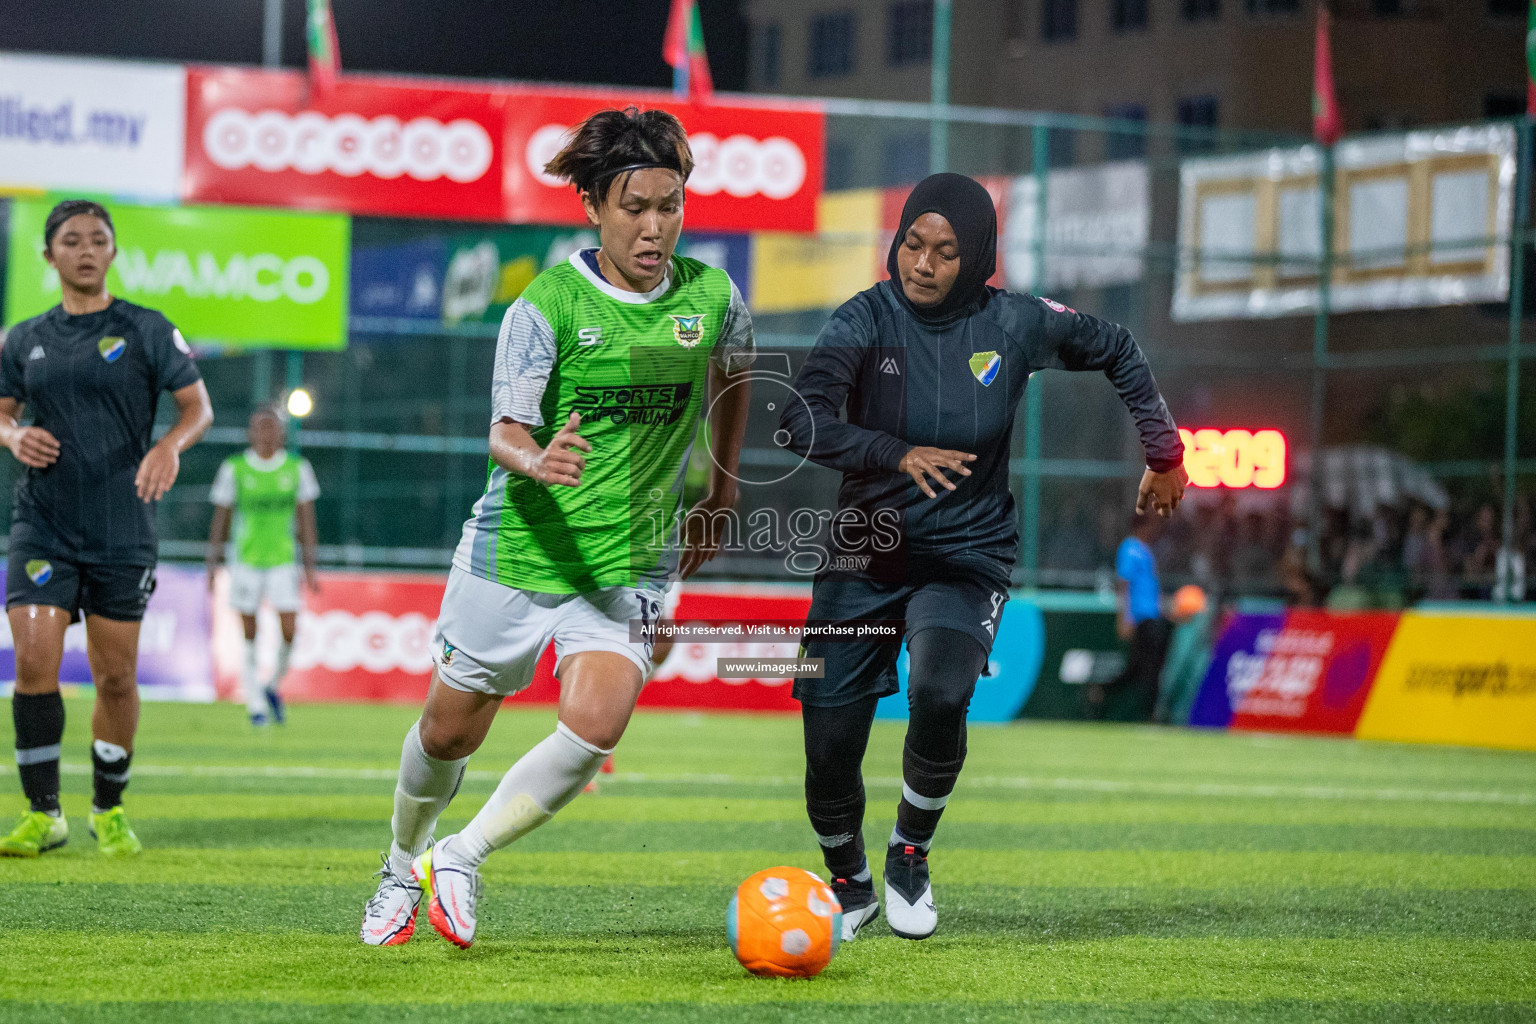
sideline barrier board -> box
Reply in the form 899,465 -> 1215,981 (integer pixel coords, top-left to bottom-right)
214,569 -> 438,704
211,576 -> 1053,717
1,564 -> 214,702
1356,611 -> 1536,752
517,584 -> 809,712
874,600 -> 1044,723
1015,593 -> 1122,722
1189,610 -> 1400,735
215,576 -> 812,710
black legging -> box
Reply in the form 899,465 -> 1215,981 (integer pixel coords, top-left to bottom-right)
904,627 -> 987,761
803,628 -> 988,874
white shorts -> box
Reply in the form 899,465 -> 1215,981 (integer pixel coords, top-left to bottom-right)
431,566 -> 664,697
229,562 -> 302,615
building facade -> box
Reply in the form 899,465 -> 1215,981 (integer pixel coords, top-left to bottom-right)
745,0 -> 1527,139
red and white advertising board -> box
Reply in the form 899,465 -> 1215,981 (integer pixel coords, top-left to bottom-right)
216,574 -> 811,712
185,68 -> 507,220
514,583 -> 811,712
501,89 -> 823,232
214,569 -> 440,704
1226,610 -> 1401,735
184,68 -> 824,231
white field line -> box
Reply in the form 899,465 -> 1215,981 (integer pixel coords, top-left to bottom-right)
6,762 -> 1532,806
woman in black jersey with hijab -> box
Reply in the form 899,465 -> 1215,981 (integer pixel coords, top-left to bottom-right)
778,173 -> 1187,941
0,200 -> 212,859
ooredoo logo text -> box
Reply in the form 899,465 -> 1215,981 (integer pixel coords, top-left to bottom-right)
203,108 -> 495,183
293,609 -> 435,675
526,124 -> 807,199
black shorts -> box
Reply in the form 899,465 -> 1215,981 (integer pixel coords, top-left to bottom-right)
5,548 -> 157,623
792,569 -> 1010,708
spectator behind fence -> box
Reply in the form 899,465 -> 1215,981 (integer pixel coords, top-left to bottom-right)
1462,504 -> 1501,599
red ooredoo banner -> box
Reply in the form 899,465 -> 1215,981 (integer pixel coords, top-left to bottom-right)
216,575 -> 811,712
184,69 -> 824,230
513,584 -> 809,712
214,570 -> 440,704
503,90 -> 823,232
185,68 -> 507,220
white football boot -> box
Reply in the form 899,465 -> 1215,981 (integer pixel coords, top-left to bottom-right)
414,838 -> 482,948
360,852 -> 422,946
884,842 -> 937,939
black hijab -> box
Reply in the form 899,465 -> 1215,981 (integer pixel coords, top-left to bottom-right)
885,172 -> 998,325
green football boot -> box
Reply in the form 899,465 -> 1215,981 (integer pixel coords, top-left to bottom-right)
89,806 -> 143,857
0,810 -> 68,857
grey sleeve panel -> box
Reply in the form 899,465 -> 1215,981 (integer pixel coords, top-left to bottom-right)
490,298 -> 557,428
711,277 -> 756,374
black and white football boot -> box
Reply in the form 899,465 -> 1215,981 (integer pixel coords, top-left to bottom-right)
830,870 -> 880,942
884,842 -> 937,939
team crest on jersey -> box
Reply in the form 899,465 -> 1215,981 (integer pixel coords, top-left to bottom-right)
24,560 -> 52,586
669,314 -> 705,348
98,336 -> 126,363
969,351 -> 1001,386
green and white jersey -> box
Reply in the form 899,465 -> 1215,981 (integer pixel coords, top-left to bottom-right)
210,449 -> 320,569
454,249 -> 754,594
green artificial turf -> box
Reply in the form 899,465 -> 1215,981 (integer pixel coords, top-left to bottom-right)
0,698 -> 1531,1023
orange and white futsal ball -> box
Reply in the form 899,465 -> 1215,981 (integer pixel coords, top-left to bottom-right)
727,867 -> 843,978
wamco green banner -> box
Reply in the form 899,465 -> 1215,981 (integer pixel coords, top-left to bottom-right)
4,199 -> 350,350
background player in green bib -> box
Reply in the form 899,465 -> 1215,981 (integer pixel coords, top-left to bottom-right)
360,107 -> 754,949
206,408 -> 320,726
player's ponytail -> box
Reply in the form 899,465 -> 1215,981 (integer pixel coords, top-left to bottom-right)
543,107 -> 693,206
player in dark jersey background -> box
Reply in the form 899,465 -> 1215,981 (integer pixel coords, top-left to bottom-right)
0,200 -> 212,858
777,173 -> 1187,941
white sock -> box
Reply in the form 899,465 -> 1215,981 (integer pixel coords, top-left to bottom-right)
266,639 -> 294,693
241,639 -> 264,716
389,721 -> 467,878
445,722 -> 611,868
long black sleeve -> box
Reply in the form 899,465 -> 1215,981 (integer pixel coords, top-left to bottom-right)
779,296 -> 910,474
1028,297 -> 1184,473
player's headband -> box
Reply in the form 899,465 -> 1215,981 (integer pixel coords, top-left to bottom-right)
588,162 -> 682,186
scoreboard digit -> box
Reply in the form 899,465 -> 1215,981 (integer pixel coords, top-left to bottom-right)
1177,428 -> 1287,489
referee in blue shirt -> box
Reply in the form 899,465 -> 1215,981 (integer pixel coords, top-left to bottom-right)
0,200 -> 212,858
1089,511 -> 1173,722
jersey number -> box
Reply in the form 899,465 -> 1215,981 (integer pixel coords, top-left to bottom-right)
982,590 -> 1005,637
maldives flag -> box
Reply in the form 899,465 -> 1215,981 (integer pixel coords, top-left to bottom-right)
665,0 -> 714,101
307,0 -> 341,99
1313,2 -> 1342,145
